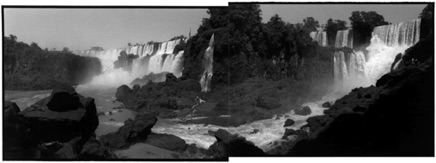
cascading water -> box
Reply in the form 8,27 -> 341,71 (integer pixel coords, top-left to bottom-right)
310,31 -> 327,47
200,34 -> 214,92
335,29 -> 353,48
333,19 -> 421,92
75,38 -> 185,87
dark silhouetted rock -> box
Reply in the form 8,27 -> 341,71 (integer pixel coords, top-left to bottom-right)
79,137 -> 115,159
100,113 -> 157,149
283,119 -> 295,127
295,106 -> 311,116
115,85 -> 136,103
207,129 -> 265,158
322,102 -> 332,108
282,129 -> 297,139
144,133 -> 187,151
47,84 -> 81,112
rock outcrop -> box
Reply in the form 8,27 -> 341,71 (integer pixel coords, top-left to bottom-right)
287,36 -> 434,156
100,113 -> 157,149
3,84 -> 100,160
206,129 -> 266,158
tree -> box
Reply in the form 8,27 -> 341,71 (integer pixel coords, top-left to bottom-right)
265,14 -> 287,59
62,47 -> 70,53
349,11 -> 389,49
325,18 -> 348,47
30,42 -> 41,50
303,17 -> 320,32
419,4 -> 434,40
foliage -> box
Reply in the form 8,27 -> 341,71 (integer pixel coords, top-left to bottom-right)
3,35 -> 102,90
419,4 -> 434,40
325,18 -> 348,47
349,11 -> 389,49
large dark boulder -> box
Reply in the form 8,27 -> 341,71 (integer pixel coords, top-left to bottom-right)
144,133 -> 187,151
3,85 -> 99,160
100,113 -> 157,149
46,85 -> 82,112
79,137 -> 115,159
322,102 -> 332,108
206,129 -> 265,158
115,85 -> 136,103
283,119 -> 295,127
19,86 -> 99,146
294,106 -> 311,116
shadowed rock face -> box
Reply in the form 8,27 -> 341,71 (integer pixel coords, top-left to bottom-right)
3,84 -> 100,160
99,113 -> 158,149
206,129 -> 266,158
287,37 -> 434,156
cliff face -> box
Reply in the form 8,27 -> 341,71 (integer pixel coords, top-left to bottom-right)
287,36 -> 434,156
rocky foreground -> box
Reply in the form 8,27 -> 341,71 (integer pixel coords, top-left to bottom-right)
4,84 -> 266,160
268,35 -> 434,156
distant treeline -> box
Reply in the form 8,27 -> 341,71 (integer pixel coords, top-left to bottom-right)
3,35 -> 102,90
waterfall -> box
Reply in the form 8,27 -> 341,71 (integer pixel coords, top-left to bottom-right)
333,19 -> 421,92
75,38 -> 185,87
372,19 -> 421,47
310,31 -> 327,47
200,34 -> 214,92
335,29 -> 353,48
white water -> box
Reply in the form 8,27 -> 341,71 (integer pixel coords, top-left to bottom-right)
200,34 -> 214,92
333,19 -> 420,93
335,29 -> 353,48
310,31 -> 327,47
75,38 -> 185,87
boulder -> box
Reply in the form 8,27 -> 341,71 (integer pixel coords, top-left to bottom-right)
115,85 -> 136,103
283,119 -> 295,127
79,138 -> 115,159
20,88 -> 99,145
207,129 -> 265,158
46,85 -> 81,112
295,106 -> 311,116
282,129 -> 297,139
144,133 -> 187,151
100,113 -> 157,149
322,102 -> 332,108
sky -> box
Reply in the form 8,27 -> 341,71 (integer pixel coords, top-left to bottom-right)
4,8 -> 209,51
260,4 -> 427,27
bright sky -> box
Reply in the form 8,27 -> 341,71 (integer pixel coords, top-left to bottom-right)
4,8 -> 209,51
260,4 -> 427,27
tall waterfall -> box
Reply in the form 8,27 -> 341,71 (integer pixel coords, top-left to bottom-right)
333,19 -> 421,92
310,31 -> 327,47
75,38 -> 185,87
200,34 -> 214,92
335,29 -> 353,48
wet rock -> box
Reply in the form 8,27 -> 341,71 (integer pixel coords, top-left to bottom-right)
79,137 -> 115,159
283,119 -> 295,127
144,133 -> 187,151
294,106 -> 311,116
206,129 -> 265,158
250,129 -> 260,134
322,102 -> 332,108
100,113 -> 157,149
46,84 -> 81,112
115,85 -> 136,103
